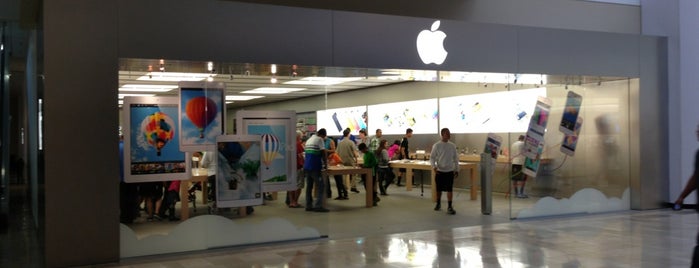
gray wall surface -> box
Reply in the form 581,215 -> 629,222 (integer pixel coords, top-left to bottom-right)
231,0 -> 640,34
42,0 -> 663,266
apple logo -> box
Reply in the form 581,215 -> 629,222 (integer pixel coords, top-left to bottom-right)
416,20 -> 448,65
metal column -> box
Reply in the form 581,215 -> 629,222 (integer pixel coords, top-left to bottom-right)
480,153 -> 492,215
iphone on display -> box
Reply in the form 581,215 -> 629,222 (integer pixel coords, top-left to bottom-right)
483,133 -> 503,160
522,96 -> 551,159
523,142 -> 544,177
332,112 -> 343,132
560,117 -> 583,156
559,91 -> 582,135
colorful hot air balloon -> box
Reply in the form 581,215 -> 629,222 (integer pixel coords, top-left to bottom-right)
261,134 -> 280,170
141,111 -> 175,156
185,96 -> 218,138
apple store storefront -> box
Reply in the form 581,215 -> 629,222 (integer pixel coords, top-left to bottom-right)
46,1 -> 666,263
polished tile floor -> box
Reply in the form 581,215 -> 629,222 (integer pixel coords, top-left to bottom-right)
4,181 -> 698,267
113,208 -> 699,267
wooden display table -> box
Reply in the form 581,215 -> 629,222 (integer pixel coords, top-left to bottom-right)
323,166 -> 374,208
179,168 -> 209,220
459,154 -> 511,164
389,160 -> 478,201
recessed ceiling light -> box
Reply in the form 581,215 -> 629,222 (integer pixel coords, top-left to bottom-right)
137,72 -> 216,82
241,87 -> 306,94
284,77 -> 363,86
118,93 -> 155,99
119,84 -> 178,92
225,95 -> 265,101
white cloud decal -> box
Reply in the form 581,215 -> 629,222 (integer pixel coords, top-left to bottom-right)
121,215 -> 321,258
516,188 -> 630,219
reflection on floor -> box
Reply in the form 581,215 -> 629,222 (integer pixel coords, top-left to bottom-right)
117,208 -> 696,267
126,184 -> 525,240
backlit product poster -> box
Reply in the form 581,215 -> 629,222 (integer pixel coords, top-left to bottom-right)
215,135 -> 263,208
439,88 -> 545,133
560,117 -> 583,156
367,99 -> 438,135
178,82 -> 225,152
316,106 -> 367,136
483,133 -> 502,166
244,120 -> 293,192
123,96 -> 190,183
559,90 -> 583,135
523,142 -> 544,177
523,96 -> 551,159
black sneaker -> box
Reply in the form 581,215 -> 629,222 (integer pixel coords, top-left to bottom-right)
314,207 -> 330,212
434,204 -> 441,211
447,207 -> 456,215
351,188 -> 360,193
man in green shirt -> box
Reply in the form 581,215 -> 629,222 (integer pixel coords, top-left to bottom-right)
358,143 -> 379,206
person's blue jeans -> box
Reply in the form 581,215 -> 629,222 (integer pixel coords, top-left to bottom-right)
305,169 -> 325,209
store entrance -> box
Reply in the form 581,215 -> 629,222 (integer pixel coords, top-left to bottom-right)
117,58 -> 633,257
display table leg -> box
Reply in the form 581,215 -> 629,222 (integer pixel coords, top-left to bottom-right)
470,166 -> 477,200
431,170 -> 437,202
180,182 -> 190,220
406,169 -> 414,191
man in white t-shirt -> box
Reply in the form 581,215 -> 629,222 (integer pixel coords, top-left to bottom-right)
510,135 -> 528,198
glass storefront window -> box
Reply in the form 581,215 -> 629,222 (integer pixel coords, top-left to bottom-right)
118,58 -> 635,257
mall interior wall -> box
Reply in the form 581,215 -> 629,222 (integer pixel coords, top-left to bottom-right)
43,0 -> 664,266
231,0 -> 641,34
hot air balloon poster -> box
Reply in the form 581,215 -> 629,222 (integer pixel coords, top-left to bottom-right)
244,121 -> 290,191
122,96 -> 190,183
178,82 -> 225,152
215,135 -> 263,208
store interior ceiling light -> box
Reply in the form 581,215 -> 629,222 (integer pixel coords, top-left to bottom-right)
242,87 -> 306,94
119,84 -> 178,92
284,77 -> 364,86
137,72 -> 216,82
118,93 -> 156,99
225,95 -> 265,101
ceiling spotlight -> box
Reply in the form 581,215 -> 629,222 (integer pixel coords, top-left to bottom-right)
271,64 -> 277,74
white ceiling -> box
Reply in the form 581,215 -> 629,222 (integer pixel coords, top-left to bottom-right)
118,58 -> 627,108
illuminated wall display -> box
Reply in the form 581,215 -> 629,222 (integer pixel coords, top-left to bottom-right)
439,88 -> 546,133
368,99 -> 439,135
316,106 -> 368,136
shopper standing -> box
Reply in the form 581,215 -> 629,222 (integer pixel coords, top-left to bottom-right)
673,123 -> 699,267
287,130 -> 305,208
429,128 -> 459,215
304,128 -> 329,212
396,128 -> 413,186
369,129 -> 383,152
337,128 -> 360,193
510,135 -> 529,198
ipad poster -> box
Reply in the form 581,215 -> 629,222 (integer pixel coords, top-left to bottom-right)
124,97 -> 188,182
178,82 -> 225,152
215,135 -> 263,208
245,120 -> 293,191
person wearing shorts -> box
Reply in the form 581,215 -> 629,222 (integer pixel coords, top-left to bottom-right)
138,181 -> 164,221
510,135 -> 528,198
429,128 -> 459,215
